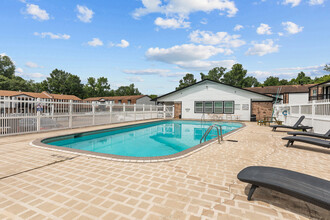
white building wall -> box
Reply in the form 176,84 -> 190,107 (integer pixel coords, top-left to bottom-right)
158,81 -> 273,121
288,93 -> 309,104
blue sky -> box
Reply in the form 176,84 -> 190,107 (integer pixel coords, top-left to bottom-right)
1,0 -> 329,94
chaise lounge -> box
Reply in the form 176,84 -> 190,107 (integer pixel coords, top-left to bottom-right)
282,136 -> 330,148
287,129 -> 330,139
237,166 -> 330,210
270,116 -> 313,132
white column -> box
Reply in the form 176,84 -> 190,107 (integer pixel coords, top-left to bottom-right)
163,104 -> 166,119
172,105 -> 175,119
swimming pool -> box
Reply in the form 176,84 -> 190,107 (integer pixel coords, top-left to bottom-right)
39,120 -> 242,160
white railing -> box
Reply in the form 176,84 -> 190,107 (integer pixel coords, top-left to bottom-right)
0,98 -> 174,136
273,101 -> 330,133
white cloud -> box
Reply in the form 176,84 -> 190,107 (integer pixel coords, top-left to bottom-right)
25,62 -> 42,68
76,5 -> 94,23
26,73 -> 46,78
87,38 -> 103,47
34,32 -> 70,40
25,4 -> 49,21
154,17 -> 190,29
0,53 -> 7,57
282,21 -> 303,34
117,40 -> 130,48
278,32 -> 284,36
175,60 -> 236,71
200,18 -> 208,25
133,0 -> 238,18
256,23 -> 272,35
146,44 -> 232,64
16,67 -> 24,76
234,24 -> 243,31
189,30 -> 245,48
123,69 -> 186,77
15,67 -> 46,78
109,39 -> 130,48
282,0 -> 301,7
309,0 -> 325,5
274,64 -> 324,71
126,76 -> 144,82
246,39 -> 279,56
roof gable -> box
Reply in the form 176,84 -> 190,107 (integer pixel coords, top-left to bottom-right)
156,79 -> 274,101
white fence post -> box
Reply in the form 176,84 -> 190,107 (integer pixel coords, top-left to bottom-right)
69,100 -> 73,128
134,104 -> 136,121
123,103 -> 126,121
109,104 -> 112,124
143,104 -> 145,120
163,104 -> 166,119
37,98 -> 41,132
92,103 -> 95,125
172,105 -> 175,118
311,100 -> 315,129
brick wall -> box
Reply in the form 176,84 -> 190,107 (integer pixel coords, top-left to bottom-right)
174,102 -> 182,119
251,102 -> 273,121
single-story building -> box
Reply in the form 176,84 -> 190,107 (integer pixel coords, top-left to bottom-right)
0,90 -> 81,114
246,84 -> 314,104
155,79 -> 274,121
308,80 -> 330,101
84,95 -> 155,105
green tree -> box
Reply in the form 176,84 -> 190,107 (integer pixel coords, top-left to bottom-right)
279,79 -> 289,85
241,76 -> 261,87
176,73 -> 197,90
324,64 -> 330,72
200,67 -> 226,82
289,72 -> 313,85
44,69 -> 84,98
115,84 -> 141,96
0,55 -> 15,78
0,75 -> 33,91
221,64 -> 247,87
314,74 -> 330,84
149,94 -> 158,100
263,76 -> 280,86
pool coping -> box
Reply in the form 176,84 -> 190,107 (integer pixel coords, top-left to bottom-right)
30,120 -> 246,163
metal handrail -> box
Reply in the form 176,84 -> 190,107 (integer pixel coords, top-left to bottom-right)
200,124 -> 223,144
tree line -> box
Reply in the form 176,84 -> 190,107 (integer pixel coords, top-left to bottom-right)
176,63 -> 330,90
1,55 -> 329,98
0,55 -> 141,99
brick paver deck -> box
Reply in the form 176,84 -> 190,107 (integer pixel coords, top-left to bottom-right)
0,121 -> 329,219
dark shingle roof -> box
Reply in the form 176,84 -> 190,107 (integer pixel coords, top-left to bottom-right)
245,84 -> 315,94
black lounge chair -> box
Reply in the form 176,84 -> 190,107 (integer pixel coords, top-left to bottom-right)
270,116 -> 312,132
287,129 -> 330,139
237,166 -> 330,210
282,136 -> 330,148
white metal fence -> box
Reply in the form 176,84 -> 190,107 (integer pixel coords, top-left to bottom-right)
273,101 -> 330,133
0,99 -> 174,136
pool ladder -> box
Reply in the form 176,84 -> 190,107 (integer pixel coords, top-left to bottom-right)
200,124 -> 223,144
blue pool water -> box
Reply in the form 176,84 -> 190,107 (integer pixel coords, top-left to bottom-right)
44,120 -> 242,157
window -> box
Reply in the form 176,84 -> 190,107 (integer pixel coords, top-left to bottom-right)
118,100 -> 122,104
224,101 -> 234,114
204,101 -> 213,113
312,89 -> 317,96
194,101 -> 235,114
214,101 -> 223,113
194,101 -> 203,113
127,100 -> 131,104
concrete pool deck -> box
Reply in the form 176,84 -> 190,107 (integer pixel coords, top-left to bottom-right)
0,120 -> 329,219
